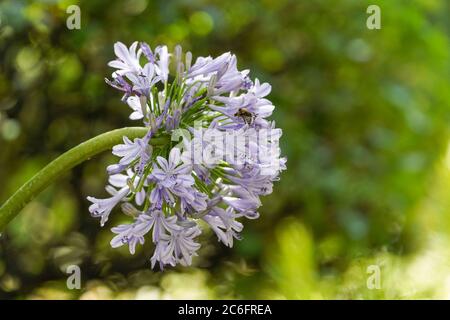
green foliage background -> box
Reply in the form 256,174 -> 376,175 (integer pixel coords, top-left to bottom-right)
0,0 -> 449,299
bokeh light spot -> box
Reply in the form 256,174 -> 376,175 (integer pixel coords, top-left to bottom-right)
1,118 -> 21,141
189,11 -> 214,36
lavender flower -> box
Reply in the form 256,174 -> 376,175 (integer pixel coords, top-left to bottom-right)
88,42 -> 286,269
87,186 -> 129,226
112,135 -> 151,168
187,52 -> 231,78
110,213 -> 153,254
155,45 -> 170,82
203,207 -> 243,247
108,41 -> 142,76
151,148 -> 194,189
127,63 -> 160,96
109,169 -> 146,205
149,148 -> 208,214
152,225 -> 201,268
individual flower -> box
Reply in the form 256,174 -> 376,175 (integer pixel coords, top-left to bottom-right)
203,207 -> 242,247
127,62 -> 160,96
110,213 -> 153,254
155,225 -> 202,267
87,186 -> 130,226
155,45 -> 170,82
150,148 -> 194,189
109,169 -> 146,206
112,135 -> 151,169
149,147 -> 208,214
187,52 -> 231,78
108,41 -> 142,76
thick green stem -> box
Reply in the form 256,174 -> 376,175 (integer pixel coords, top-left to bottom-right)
0,127 -> 168,231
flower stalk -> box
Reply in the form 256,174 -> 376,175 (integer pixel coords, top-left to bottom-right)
0,127 -> 168,231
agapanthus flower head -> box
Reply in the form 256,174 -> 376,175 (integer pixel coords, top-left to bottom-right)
88,42 -> 286,269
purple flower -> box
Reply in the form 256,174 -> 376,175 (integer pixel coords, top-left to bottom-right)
89,43 -> 286,269
110,213 -> 154,254
109,169 -> 146,206
105,75 -> 134,102
203,207 -> 242,247
151,224 -> 201,268
150,209 -> 180,243
155,45 -> 170,82
108,41 -> 142,76
87,186 -> 129,226
140,42 -> 155,64
127,63 -> 160,96
150,184 -> 175,208
176,187 -> 208,214
151,148 -> 194,189
213,55 -> 248,95
227,174 -> 274,197
112,136 -> 151,169
187,52 -> 231,78
150,148 -> 208,213
223,195 -> 260,214
249,78 -> 271,98
150,236 -> 174,269
212,93 -> 274,127
111,209 -> 180,257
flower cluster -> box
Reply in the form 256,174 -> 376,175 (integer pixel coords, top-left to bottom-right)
87,42 -> 286,269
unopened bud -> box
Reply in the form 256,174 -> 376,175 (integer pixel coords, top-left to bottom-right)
185,51 -> 192,70
139,95 -> 148,118
207,74 -> 217,96
176,219 -> 197,228
121,203 -> 140,217
126,178 -> 135,192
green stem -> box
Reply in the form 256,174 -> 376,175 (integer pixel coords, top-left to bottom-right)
0,127 -> 168,231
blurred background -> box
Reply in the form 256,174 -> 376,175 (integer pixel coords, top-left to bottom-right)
0,0 -> 449,299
